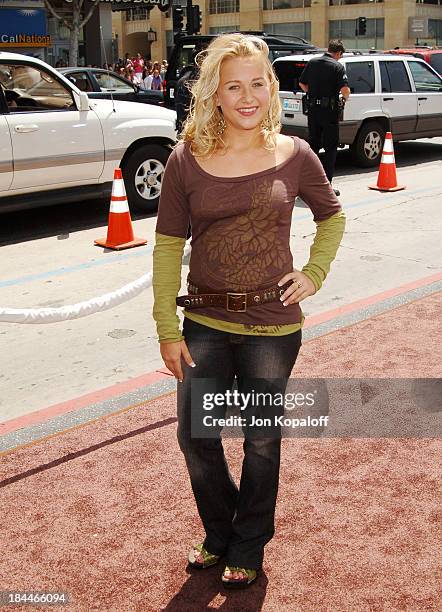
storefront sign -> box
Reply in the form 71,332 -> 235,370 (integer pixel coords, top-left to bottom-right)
409,17 -> 429,39
100,0 -> 172,12
0,8 -> 51,48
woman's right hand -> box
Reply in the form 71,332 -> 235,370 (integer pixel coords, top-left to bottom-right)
160,340 -> 196,383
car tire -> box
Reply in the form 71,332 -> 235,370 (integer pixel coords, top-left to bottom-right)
123,144 -> 170,213
350,121 -> 386,168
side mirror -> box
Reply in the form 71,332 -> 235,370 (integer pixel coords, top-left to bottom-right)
73,90 -> 89,111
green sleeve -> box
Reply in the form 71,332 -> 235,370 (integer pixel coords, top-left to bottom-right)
301,210 -> 345,293
152,232 -> 186,343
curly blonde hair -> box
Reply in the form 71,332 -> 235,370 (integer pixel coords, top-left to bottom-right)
179,33 -> 281,158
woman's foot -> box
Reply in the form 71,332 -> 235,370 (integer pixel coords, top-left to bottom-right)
221,565 -> 258,588
188,543 -> 222,569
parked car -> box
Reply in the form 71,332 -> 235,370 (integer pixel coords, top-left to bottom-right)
273,52 -> 442,167
0,53 -> 176,213
164,32 -> 317,108
385,47 -> 442,76
58,67 -> 164,106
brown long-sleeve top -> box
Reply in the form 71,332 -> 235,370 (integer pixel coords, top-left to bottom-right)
153,136 -> 345,343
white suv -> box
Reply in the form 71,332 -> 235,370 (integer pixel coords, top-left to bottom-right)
0,52 -> 177,213
273,53 -> 442,167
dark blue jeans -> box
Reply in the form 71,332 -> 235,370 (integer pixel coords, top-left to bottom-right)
177,317 -> 302,570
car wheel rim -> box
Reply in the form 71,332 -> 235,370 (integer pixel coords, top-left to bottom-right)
134,158 -> 165,200
364,131 -> 382,160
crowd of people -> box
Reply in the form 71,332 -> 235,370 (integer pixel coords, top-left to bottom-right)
54,53 -> 168,91
112,53 -> 168,90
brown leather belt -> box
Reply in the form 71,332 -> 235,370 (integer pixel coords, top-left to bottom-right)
176,280 -> 293,312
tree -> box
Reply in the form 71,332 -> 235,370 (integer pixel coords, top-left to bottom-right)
44,0 -> 101,66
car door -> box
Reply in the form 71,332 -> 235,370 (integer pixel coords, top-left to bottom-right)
92,71 -> 137,103
0,90 -> 13,191
2,61 -> 104,190
379,60 -> 417,136
406,59 -> 442,136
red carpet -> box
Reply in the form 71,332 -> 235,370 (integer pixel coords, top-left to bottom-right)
0,293 -> 440,611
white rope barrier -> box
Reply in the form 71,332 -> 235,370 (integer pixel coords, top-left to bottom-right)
0,242 -> 191,324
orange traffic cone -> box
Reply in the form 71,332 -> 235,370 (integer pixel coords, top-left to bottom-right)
369,132 -> 405,192
95,169 -> 147,250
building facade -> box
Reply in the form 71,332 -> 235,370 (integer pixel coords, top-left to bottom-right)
1,0 -> 441,68
113,0 -> 442,63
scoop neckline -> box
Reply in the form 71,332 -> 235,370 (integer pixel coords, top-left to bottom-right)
185,136 -> 299,183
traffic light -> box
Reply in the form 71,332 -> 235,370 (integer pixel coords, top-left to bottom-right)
173,7 -> 184,34
192,5 -> 202,35
187,5 -> 202,35
357,16 -> 367,36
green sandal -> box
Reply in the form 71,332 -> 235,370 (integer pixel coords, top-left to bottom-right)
188,543 -> 222,569
221,566 -> 258,589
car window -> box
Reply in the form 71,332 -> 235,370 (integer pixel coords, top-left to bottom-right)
273,60 -> 308,92
429,54 -> 442,74
345,61 -> 375,94
174,44 -> 198,79
407,60 -> 442,92
0,63 -> 73,112
94,72 -> 133,92
379,61 -> 411,93
66,72 -> 93,92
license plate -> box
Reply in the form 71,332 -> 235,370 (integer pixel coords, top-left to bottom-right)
170,88 -> 174,99
283,98 -> 301,112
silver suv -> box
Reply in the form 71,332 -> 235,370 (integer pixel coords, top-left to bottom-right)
273,53 -> 442,167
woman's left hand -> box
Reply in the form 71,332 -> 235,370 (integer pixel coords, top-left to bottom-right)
277,269 -> 316,305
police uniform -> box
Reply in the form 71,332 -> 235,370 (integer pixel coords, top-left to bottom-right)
299,53 -> 348,183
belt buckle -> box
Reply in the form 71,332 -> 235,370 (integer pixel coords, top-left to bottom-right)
226,292 -> 247,312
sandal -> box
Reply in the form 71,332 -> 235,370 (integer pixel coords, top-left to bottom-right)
221,565 -> 258,589
188,543 -> 222,569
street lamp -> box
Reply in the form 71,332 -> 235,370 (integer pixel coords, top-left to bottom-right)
147,28 -> 157,43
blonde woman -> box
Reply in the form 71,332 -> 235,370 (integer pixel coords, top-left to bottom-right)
152,34 -> 345,589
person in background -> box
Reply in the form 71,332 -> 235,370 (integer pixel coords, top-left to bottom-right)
124,65 -> 134,82
141,67 -> 153,90
150,68 -> 162,91
160,59 -> 168,80
152,33 -> 345,589
132,52 -> 145,86
299,40 -> 350,196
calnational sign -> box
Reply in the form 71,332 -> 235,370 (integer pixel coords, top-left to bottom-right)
0,8 -> 51,47
0,34 -> 52,48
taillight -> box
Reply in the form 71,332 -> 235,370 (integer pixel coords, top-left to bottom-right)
162,80 -> 167,93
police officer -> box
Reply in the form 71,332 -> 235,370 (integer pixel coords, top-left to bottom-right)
299,40 -> 350,196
